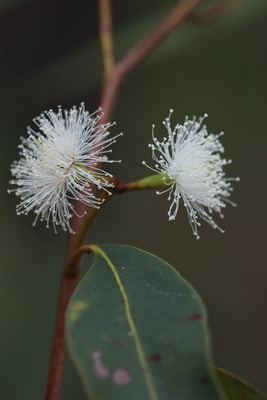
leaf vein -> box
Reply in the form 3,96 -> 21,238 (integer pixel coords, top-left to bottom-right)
91,245 -> 158,400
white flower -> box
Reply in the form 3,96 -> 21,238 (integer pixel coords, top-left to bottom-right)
9,103 -> 122,233
143,110 -> 239,239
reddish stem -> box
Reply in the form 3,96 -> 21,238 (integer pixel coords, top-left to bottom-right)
116,0 -> 200,79
100,0 -> 200,120
98,0 -> 115,81
43,1 -> 207,399
44,271 -> 79,400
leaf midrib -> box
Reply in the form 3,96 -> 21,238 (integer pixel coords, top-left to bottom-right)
91,245 -> 158,400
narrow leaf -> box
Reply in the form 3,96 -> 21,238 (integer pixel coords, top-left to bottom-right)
66,244 -> 223,400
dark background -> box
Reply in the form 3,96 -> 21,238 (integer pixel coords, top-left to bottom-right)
1,0 -> 267,398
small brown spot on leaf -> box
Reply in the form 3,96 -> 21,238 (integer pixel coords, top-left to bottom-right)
147,354 -> 161,362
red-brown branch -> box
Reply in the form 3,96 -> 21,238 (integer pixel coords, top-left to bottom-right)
100,0 -> 200,120
44,270 -> 79,400
98,0 -> 115,81
43,0 -> 219,399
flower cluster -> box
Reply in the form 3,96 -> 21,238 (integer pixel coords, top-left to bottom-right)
10,105 -> 237,237
143,110 -> 239,239
9,104 -> 122,233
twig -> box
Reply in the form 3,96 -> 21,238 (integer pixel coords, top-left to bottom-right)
44,269 -> 79,400
71,173 -> 168,254
100,0 -> 201,121
98,0 -> 115,81
70,190 -> 111,257
43,1 -> 214,399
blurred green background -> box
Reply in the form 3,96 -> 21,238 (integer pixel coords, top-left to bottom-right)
1,0 -> 267,398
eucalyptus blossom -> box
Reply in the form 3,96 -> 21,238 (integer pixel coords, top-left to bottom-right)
143,110 -> 239,239
9,104 -> 122,233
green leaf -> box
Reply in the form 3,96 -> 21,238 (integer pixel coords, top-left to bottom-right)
66,244 -> 223,400
217,368 -> 267,400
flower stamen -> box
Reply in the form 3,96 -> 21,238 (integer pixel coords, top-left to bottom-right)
9,103 -> 122,233
144,110 -> 238,238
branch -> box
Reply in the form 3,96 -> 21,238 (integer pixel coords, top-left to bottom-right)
100,0 -> 201,122
98,0 -> 115,81
116,0 -> 201,80
43,0 -> 209,398
44,269 -> 79,400
44,173 -> 161,400
74,0 -> 202,244
70,190 -> 111,258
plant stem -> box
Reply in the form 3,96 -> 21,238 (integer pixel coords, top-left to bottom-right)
45,169 -> 164,399
44,267 -> 79,400
70,0 -> 202,247
43,1 -> 210,399
70,190 -> 111,257
100,0 -> 201,120
116,0 -> 200,78
98,0 -> 115,81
